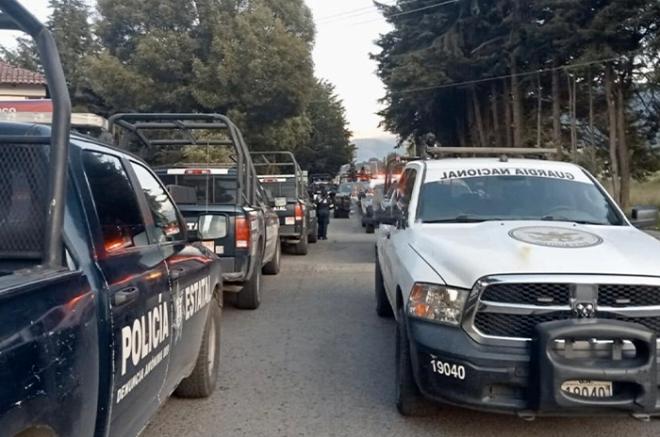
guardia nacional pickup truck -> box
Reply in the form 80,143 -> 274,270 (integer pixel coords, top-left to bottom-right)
375,147 -> 660,420
0,3 -> 222,435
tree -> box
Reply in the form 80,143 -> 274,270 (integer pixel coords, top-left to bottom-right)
1,0 -> 94,108
0,36 -> 40,72
191,0 -> 316,151
295,80 -> 355,175
374,0 -> 660,208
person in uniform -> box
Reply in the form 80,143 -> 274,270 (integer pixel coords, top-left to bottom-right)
316,187 -> 333,240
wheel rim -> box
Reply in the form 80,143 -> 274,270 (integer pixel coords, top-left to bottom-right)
207,315 -> 216,376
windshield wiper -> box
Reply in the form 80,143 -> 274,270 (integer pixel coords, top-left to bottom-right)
424,215 -> 500,224
541,216 -> 608,226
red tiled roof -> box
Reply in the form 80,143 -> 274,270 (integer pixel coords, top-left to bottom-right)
0,61 -> 46,85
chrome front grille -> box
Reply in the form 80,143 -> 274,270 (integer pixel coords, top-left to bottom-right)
464,275 -> 660,346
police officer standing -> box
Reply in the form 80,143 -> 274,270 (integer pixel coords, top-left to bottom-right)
316,187 -> 333,240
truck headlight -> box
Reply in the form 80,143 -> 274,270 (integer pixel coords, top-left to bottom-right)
408,283 -> 468,326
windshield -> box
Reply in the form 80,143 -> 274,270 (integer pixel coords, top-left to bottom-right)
261,179 -> 297,199
338,183 -> 353,194
160,174 -> 237,205
418,175 -> 624,225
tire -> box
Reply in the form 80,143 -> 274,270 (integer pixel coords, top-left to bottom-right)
175,296 -> 222,398
366,223 -> 375,234
375,257 -> 393,318
292,233 -> 309,256
236,261 -> 262,310
396,309 -> 435,416
262,240 -> 281,275
309,224 -> 318,244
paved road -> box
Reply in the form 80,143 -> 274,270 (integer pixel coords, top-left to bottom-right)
144,213 -> 660,437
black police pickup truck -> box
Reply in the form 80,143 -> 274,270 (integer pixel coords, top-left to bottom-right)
109,114 -> 281,310
251,151 -> 317,255
0,3 -> 222,435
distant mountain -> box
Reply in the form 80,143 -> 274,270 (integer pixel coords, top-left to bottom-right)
353,136 -> 398,162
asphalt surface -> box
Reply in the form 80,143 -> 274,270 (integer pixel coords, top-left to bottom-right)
144,212 -> 660,437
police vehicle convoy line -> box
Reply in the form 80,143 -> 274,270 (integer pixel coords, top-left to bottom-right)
251,151 -> 318,254
110,113 -> 280,310
375,147 -> 660,419
0,3 -> 223,436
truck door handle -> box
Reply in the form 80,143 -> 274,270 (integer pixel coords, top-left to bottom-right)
113,287 -> 139,306
170,267 -> 185,281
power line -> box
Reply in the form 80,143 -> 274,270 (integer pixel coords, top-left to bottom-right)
350,0 -> 460,25
316,0 -> 419,22
317,0 -> 456,25
387,55 -> 630,96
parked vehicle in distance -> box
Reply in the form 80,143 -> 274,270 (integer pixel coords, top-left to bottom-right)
334,182 -> 354,218
252,151 -> 317,254
0,5 -> 223,435
360,183 -> 385,233
110,113 -> 279,310
376,147 -> 660,420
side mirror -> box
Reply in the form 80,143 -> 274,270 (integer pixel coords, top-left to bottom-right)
630,206 -> 658,229
192,215 -> 228,240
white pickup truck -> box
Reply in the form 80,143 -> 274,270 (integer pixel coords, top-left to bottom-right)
375,151 -> 660,420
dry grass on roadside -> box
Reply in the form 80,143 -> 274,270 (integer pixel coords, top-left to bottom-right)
630,175 -> 660,208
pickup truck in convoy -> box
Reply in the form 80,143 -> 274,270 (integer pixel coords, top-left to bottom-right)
251,151 -> 317,254
0,4 -> 223,435
375,147 -> 660,420
109,114 -> 281,310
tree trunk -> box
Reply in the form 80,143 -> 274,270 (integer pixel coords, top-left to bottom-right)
510,53 -> 523,147
604,65 -> 621,203
588,68 -> 595,148
536,73 -> 542,148
617,80 -> 631,210
466,91 -> 478,147
504,79 -> 513,148
470,86 -> 487,147
491,83 -> 502,147
552,65 -> 561,150
456,115 -> 467,148
566,73 -> 577,160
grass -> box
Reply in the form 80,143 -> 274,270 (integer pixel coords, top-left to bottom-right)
630,174 -> 660,208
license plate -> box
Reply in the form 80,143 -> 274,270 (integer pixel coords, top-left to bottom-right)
285,217 -> 295,225
561,380 -> 613,398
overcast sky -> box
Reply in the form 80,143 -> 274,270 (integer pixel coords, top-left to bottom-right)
0,0 -> 394,139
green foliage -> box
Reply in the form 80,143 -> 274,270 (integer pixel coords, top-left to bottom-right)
1,0 -> 353,176
374,0 -> 660,172
295,80 -> 355,175
1,0 -> 94,108
0,36 -> 40,72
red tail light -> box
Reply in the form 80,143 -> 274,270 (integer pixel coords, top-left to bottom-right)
235,215 -> 250,249
295,203 -> 305,221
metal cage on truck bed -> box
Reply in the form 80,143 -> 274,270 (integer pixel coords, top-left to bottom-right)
0,0 -> 71,269
109,113 -> 259,206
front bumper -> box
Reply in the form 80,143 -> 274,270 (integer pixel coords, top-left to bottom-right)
408,317 -> 660,417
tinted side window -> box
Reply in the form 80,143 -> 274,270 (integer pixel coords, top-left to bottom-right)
83,151 -> 148,253
398,169 -> 417,206
403,169 -> 417,201
131,163 -> 184,243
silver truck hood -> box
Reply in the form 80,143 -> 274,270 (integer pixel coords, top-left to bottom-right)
409,221 -> 660,289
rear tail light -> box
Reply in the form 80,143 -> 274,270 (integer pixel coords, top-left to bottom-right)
235,215 -> 250,249
295,203 -> 305,222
